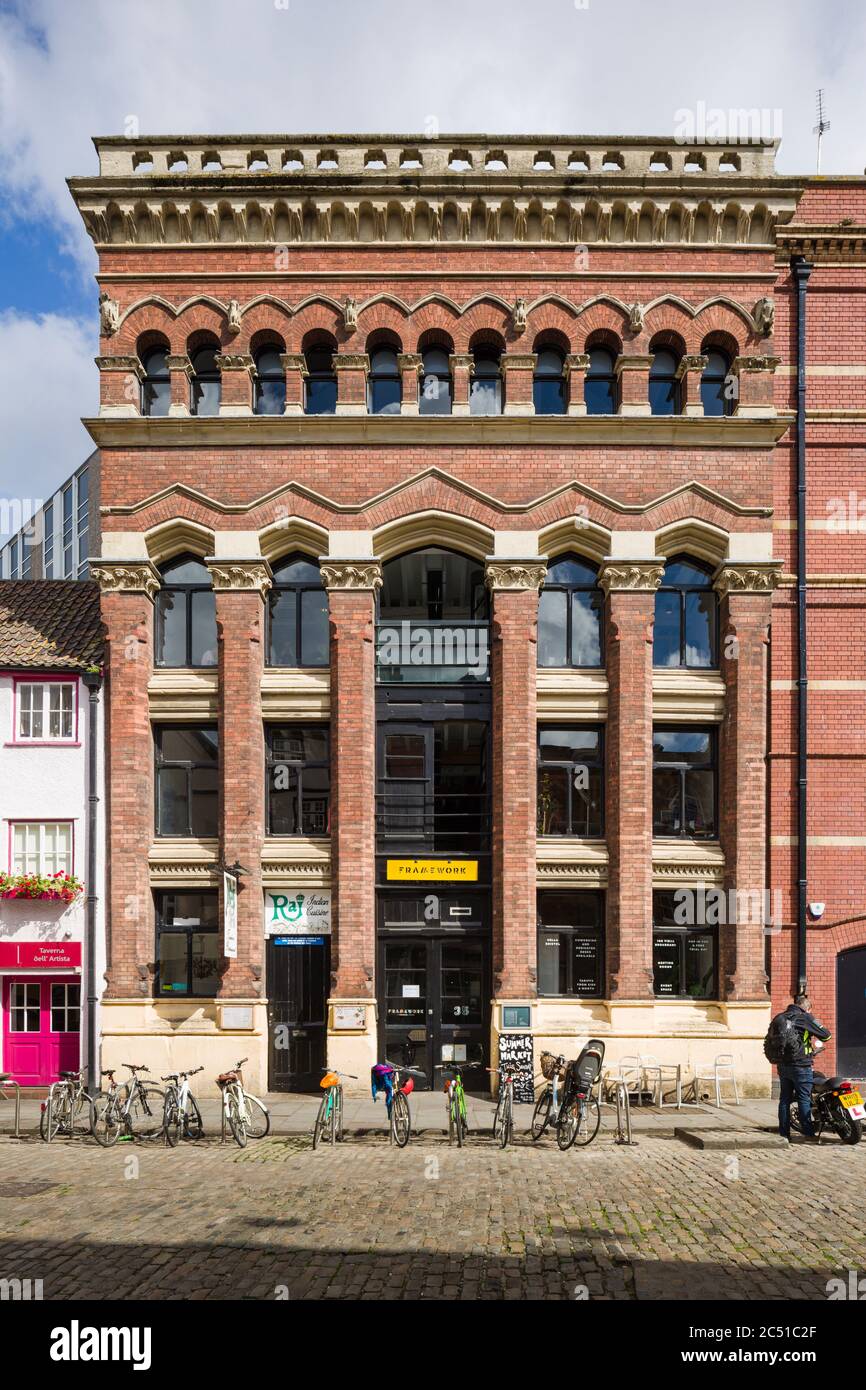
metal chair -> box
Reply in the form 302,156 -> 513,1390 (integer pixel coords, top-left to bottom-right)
602,1055 -> 644,1106
639,1054 -> 682,1109
689,1053 -> 740,1107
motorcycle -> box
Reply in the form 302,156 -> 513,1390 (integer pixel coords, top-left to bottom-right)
790,1065 -> 865,1144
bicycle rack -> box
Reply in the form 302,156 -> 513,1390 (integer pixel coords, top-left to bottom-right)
0,1078 -> 21,1139
613,1080 -> 638,1146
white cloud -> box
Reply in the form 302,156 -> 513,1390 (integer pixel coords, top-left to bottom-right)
0,311 -> 97,539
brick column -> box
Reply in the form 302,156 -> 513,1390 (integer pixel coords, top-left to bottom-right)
216,353 -> 254,416
677,353 -> 709,417
599,560 -> 664,998
166,354 -> 193,416
91,561 -> 161,997
485,559 -> 547,999
207,559 -> 272,998
732,354 -> 780,419
280,352 -> 307,415
449,353 -> 473,416
397,353 -> 422,414
320,559 -> 382,998
96,355 -> 144,417
715,562 -> 780,1000
501,353 -> 537,416
333,353 -> 369,415
615,354 -> 653,416
564,352 -> 590,416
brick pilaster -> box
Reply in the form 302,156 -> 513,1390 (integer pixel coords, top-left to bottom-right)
208,560 -> 272,998
501,352 -> 537,415
333,353 -> 369,415
564,352 -> 590,415
216,353 -> 254,416
600,560 -> 664,998
677,353 -> 709,417
486,559 -> 547,998
715,563 -> 780,1000
397,353 -> 422,414
280,352 -> 307,414
615,353 -> 653,416
96,355 -> 144,416
320,559 -> 382,996
166,353 -> 193,416
732,355 -> 780,418
449,353 -> 473,416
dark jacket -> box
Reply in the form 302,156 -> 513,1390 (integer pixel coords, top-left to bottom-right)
781,1004 -> 831,1067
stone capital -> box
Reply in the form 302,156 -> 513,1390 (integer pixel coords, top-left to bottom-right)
332,353 -> 370,373
564,353 -> 591,376
166,354 -> 193,376
205,558 -> 273,597
449,353 -> 474,371
484,557 -> 548,592
280,353 -> 308,375
713,562 -> 782,597
500,353 -> 538,372
614,353 -> 654,376
319,558 -> 383,592
215,353 -> 254,373
397,353 -> 423,373
90,559 -> 161,601
95,355 -> 145,379
597,560 -> 665,595
676,353 -> 709,378
731,354 -> 781,375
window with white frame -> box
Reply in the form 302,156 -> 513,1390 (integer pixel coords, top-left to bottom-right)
12,822 -> 73,875
17,682 -> 75,741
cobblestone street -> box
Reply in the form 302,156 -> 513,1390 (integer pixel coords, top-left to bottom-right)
0,1126 -> 863,1301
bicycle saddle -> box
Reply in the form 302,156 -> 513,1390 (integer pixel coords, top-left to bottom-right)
59,1070 -> 81,1079
217,1071 -> 239,1084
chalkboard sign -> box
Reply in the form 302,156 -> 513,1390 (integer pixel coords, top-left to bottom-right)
497,1032 -> 535,1104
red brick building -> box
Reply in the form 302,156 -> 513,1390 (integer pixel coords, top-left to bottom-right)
68,134 -> 866,1095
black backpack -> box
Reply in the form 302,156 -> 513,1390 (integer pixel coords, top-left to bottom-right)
763,1011 -> 800,1065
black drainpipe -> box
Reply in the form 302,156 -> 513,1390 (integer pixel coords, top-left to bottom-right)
81,669 -> 102,1095
792,255 -> 812,995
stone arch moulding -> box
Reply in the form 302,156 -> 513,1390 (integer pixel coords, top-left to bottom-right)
143,516 -> 216,565
372,509 -> 495,562
537,515 -> 611,565
654,517 -> 730,568
259,515 -> 330,564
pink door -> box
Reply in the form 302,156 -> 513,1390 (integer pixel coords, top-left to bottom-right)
2,976 -> 81,1085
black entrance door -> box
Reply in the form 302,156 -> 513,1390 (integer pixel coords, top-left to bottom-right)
267,936 -> 330,1091
378,934 -> 488,1090
837,945 -> 866,1079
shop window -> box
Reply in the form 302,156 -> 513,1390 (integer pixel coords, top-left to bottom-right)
154,554 -> 218,669
537,726 -> 603,837
652,890 -> 717,998
266,724 -> 330,836
155,890 -> 220,997
154,725 -> 219,837
16,681 -> 75,741
653,556 -> 718,669
267,554 -> 329,668
537,891 -> 605,997
652,726 -> 717,839
537,553 -> 603,668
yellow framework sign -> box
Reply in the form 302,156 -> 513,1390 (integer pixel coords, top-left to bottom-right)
386,859 -> 479,882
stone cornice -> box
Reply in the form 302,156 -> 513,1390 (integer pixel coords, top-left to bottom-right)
90,558 -> 161,600
205,558 -> 273,596
713,561 -> 782,596
319,558 -> 383,591
777,225 -> 866,262
597,560 -> 665,594
84,413 -> 790,449
484,558 -> 548,592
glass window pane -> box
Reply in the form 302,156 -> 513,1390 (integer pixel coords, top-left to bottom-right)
653,768 -> 682,836
537,765 -> 569,835
191,932 -> 221,994
272,556 -> 320,583
685,933 -> 716,997
684,591 -> 715,667
370,379 -> 401,415
653,728 -> 711,762
440,942 -> 483,1025
144,379 -> 171,417
701,373 -> 726,416
572,591 -> 602,666
386,734 -> 426,780
269,780 -> 299,835
664,559 -> 710,587
306,377 -> 337,415
384,942 -> 427,1025
160,556 -> 211,584
571,932 -> 602,995
573,766 -> 603,837
160,727 -> 219,763
256,379 -> 286,415
654,591 -> 681,668
538,728 -> 600,760
158,767 -> 189,836
538,932 -> 568,995
191,767 -> 219,837
546,556 -> 598,586
158,933 -> 189,994
533,377 -> 565,415
684,768 -> 715,837
269,591 -> 298,666
300,766 -> 330,835
190,590 -> 218,667
419,372 -> 452,414
300,588 -> 330,667
469,377 -> 501,415
584,376 -> 616,414
155,591 -> 188,667
192,378 -> 221,416
653,934 -> 681,996
537,589 -> 568,667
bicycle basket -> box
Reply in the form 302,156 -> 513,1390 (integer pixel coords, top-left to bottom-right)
540,1051 -> 567,1082
320,1072 -> 339,1089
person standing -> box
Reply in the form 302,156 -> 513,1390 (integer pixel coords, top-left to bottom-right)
773,993 -> 831,1140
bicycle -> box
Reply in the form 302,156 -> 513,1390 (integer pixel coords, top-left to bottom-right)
489,1066 -> 514,1148
531,1052 -> 567,1143
161,1066 -> 205,1147
537,1041 -> 605,1150
90,1064 -> 166,1146
372,1060 -> 422,1147
312,1068 -> 357,1149
216,1057 -> 270,1149
41,1070 -> 96,1142
436,1062 -> 469,1147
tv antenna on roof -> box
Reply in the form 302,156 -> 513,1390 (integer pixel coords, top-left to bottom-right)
813,88 -> 830,174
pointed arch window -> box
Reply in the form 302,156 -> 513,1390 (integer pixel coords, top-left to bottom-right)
653,557 -> 718,668
537,554 -> 604,668
154,554 -> 218,668
267,554 -> 330,668
141,346 -> 171,417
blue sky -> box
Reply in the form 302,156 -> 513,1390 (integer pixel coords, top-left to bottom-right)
1,0 -> 865,537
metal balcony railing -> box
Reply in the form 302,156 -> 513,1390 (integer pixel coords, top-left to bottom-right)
376,790 -> 490,852
375,620 -> 489,684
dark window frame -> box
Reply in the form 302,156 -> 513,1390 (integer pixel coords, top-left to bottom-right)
649,348 -> 682,416
532,346 -> 566,415
140,346 -> 171,417
469,349 -> 504,415
537,553 -> 604,669
368,346 -> 402,415
652,890 -> 718,999
304,344 -> 338,415
584,345 -> 619,415
265,723 -> 331,837
537,725 -> 604,838
154,724 -> 219,838
266,553 -> 330,668
190,344 -> 222,417
653,557 -> 719,670
154,554 -> 218,669
700,349 -> 734,418
253,344 -> 286,415
419,347 -> 452,415
536,889 -> 605,998
652,725 -> 718,840
154,890 -> 220,998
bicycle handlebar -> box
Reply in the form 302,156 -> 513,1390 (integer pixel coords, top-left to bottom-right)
321,1068 -> 358,1079
122,1063 -> 149,1072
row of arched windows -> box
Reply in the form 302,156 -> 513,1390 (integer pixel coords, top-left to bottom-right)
138,334 -> 735,418
154,550 -> 718,670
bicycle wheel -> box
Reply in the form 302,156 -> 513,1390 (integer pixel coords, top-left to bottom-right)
242,1094 -> 270,1139
453,1094 -> 464,1148
312,1093 -> 329,1150
183,1094 -> 203,1141
227,1090 -> 248,1148
492,1097 -> 503,1141
498,1087 -> 513,1149
447,1091 -> 456,1145
163,1091 -> 181,1148
127,1084 -> 166,1140
90,1092 -> 121,1147
571,1097 -> 601,1148
40,1088 -> 63,1142
556,1099 -> 577,1151
531,1089 -> 552,1141
392,1092 -> 411,1148
335,1087 -> 344,1143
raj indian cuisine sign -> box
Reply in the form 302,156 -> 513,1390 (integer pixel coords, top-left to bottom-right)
265,890 -> 332,934
386,860 -> 479,882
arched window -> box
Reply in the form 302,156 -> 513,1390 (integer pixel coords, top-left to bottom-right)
377,547 -> 490,683
368,346 -> 402,415
254,344 -> 285,415
584,347 -> 617,415
190,344 -> 221,416
140,345 -> 171,417
470,346 -> 503,415
419,346 -> 452,415
268,554 -> 329,667
653,556 -> 718,668
649,347 -> 681,415
305,344 -> 337,415
537,554 -> 603,668
154,554 -> 218,668
533,347 -> 566,415
701,350 -> 733,417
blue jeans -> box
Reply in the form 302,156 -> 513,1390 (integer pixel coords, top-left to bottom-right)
778,1064 -> 815,1137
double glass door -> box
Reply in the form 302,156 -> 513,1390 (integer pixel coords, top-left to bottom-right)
378,934 -> 489,1090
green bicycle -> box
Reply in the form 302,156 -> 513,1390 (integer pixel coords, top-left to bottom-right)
436,1062 -> 469,1147
313,1067 -> 357,1148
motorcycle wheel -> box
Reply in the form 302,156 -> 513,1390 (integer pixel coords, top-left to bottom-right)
833,1106 -> 863,1145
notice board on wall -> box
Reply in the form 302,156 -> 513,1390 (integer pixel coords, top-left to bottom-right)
497,1032 -> 535,1104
